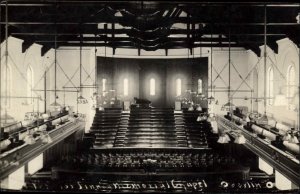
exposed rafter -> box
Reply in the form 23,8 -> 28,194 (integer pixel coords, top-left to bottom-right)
0,1 -> 298,54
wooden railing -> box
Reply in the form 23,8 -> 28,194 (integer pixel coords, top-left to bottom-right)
216,115 -> 300,186
0,118 -> 85,180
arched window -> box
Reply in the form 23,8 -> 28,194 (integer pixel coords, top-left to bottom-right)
102,78 -> 106,92
286,65 -> 295,103
1,64 -> 12,107
253,70 -> 259,112
124,78 -> 128,96
267,67 -> 274,105
150,78 -> 155,96
176,78 -> 182,96
198,79 -> 203,94
27,66 -> 34,104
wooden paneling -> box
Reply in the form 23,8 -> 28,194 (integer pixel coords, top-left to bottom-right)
97,57 -> 208,107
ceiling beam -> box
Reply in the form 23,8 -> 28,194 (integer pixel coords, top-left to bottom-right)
1,2 -> 299,7
58,42 -> 245,48
2,22 -> 299,26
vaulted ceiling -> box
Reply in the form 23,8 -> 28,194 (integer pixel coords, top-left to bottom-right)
0,1 -> 299,56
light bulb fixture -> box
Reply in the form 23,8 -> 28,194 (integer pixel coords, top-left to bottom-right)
197,113 -> 207,122
41,131 -> 53,144
188,105 -> 194,111
217,133 -> 231,144
221,102 -> 236,111
77,33 -> 88,105
77,94 -> 88,104
50,101 -> 61,107
24,132 -> 36,145
196,105 -> 202,111
234,133 -> 246,144
256,114 -> 269,125
208,26 -> 217,105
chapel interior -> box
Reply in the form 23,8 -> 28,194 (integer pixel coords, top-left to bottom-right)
0,1 -> 299,193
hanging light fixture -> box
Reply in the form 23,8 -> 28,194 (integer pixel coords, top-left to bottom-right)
257,5 -> 269,125
207,27 -> 215,103
50,21 -> 61,108
77,34 -> 88,104
221,14 -> 235,112
92,34 -> 99,100
1,1 -> 15,125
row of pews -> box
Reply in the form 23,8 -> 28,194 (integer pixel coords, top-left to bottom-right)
21,147 -> 281,193
90,107 -> 209,148
54,149 -> 240,172
22,148 -> 255,193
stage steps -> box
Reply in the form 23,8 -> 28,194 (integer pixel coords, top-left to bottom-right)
181,110 -> 209,148
90,107 -> 210,148
114,108 -> 181,147
90,108 -> 123,148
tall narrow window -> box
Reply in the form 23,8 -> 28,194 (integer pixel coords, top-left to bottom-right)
150,78 -> 155,96
176,78 -> 182,96
124,78 -> 128,96
267,67 -> 274,105
287,65 -> 295,105
102,79 -> 106,92
2,64 -> 12,107
198,79 -> 203,94
27,66 -> 34,104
